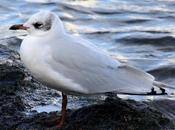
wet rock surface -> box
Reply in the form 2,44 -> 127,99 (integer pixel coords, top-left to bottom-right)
0,44 -> 175,130
61,98 -> 173,130
15,98 -> 174,130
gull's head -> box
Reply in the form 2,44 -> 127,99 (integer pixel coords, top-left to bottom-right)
9,11 -> 64,36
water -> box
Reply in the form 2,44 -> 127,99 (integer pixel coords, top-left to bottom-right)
1,0 -> 175,115
1,0 -> 175,73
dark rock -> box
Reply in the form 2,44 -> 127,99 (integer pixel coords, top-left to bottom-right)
14,97 -> 174,130
62,97 -> 173,130
0,44 -> 174,130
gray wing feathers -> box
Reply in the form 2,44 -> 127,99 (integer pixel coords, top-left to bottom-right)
49,35 -> 155,94
114,65 -> 155,93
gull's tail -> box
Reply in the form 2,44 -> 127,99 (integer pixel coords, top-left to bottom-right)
153,81 -> 175,95
116,81 -> 175,96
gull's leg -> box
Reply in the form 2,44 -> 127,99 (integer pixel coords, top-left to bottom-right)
57,93 -> 68,128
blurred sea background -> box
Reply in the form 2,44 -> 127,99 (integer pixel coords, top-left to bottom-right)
1,0 -> 175,119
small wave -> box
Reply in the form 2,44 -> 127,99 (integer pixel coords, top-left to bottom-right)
25,0 -> 53,3
0,37 -> 22,51
59,2 -> 92,14
123,19 -> 150,24
140,31 -> 170,34
148,65 -> 175,81
93,9 -> 122,15
120,36 -> 175,46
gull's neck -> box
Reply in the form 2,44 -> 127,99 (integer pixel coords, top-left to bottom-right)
51,18 -> 66,37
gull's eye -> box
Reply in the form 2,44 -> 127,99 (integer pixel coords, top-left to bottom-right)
33,22 -> 43,29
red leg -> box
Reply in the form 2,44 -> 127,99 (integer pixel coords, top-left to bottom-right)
57,93 -> 67,128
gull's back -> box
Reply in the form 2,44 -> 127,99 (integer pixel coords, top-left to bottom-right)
45,33 -> 155,95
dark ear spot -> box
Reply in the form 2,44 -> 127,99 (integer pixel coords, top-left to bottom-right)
33,22 -> 43,29
44,18 -> 52,30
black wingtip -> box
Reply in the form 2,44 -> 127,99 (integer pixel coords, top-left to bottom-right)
9,25 -> 17,30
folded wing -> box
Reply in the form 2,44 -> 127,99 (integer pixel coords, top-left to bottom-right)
48,35 -> 156,95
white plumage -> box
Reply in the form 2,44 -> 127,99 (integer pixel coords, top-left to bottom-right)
19,11 -> 158,95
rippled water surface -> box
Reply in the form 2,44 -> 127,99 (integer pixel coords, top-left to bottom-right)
1,0 -> 175,72
1,0 -> 175,114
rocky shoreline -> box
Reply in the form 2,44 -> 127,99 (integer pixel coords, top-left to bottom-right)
0,44 -> 174,130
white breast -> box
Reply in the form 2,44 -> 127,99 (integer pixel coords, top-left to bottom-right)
20,36 -> 88,95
